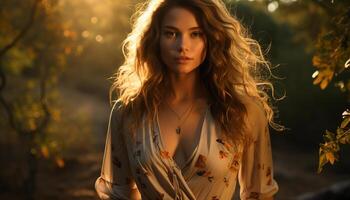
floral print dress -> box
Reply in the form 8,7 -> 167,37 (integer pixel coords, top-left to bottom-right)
95,101 -> 278,200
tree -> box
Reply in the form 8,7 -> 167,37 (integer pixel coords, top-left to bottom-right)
227,0 -> 350,173
0,0 -> 73,198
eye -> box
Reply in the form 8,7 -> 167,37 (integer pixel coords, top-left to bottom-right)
163,31 -> 177,39
191,31 -> 204,38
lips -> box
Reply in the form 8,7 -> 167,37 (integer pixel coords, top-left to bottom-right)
175,56 -> 193,63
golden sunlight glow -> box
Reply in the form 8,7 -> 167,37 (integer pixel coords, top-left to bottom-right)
345,58 -> 350,68
63,30 -> 70,37
81,30 -> 90,38
64,47 -> 72,54
268,1 -> 279,12
91,16 -> 98,24
335,81 -> 345,90
312,70 -> 319,78
95,34 -> 103,42
280,0 -> 298,3
63,29 -> 77,39
343,110 -> 350,117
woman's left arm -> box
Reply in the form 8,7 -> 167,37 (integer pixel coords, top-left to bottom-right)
238,99 -> 278,200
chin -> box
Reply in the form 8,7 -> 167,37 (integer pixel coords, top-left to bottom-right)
169,64 -> 200,75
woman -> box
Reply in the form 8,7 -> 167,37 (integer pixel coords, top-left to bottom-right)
95,0 -> 283,199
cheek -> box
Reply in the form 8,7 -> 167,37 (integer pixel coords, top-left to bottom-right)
196,42 -> 206,62
160,38 -> 174,52
160,38 -> 170,61
160,38 -> 166,52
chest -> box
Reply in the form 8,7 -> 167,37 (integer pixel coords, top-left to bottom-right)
157,106 -> 207,164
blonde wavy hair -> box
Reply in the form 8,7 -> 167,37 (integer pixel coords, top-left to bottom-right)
111,0 -> 283,143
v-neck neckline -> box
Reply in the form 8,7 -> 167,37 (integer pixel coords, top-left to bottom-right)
156,105 -> 209,170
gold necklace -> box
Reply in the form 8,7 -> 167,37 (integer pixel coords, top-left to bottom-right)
165,100 -> 195,135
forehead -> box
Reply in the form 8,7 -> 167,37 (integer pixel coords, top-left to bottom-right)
161,7 -> 200,29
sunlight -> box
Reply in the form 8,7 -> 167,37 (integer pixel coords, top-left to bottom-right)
95,35 -> 104,42
268,1 -> 279,12
91,16 -> 98,24
280,0 -> 298,3
345,58 -> 350,68
81,30 -> 90,38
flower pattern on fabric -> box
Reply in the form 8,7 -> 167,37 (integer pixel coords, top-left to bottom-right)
135,166 -> 150,176
229,152 -> 242,173
266,167 -> 271,176
224,177 -> 229,187
229,160 -> 240,173
95,103 -> 279,200
195,154 -> 207,168
216,138 -> 233,151
219,150 -> 229,159
266,166 -> 272,185
136,176 -> 147,189
248,192 -> 259,199
267,177 -> 272,186
257,163 -> 265,170
112,156 -> 122,168
160,150 -> 171,159
195,154 -> 214,182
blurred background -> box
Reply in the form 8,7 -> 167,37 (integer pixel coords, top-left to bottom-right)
0,0 -> 349,199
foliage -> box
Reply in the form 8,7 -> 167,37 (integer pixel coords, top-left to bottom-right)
232,0 -> 350,172
0,0 -> 70,166
0,0 -> 133,196
0,0 -> 77,195
318,110 -> 350,173
311,4 -> 350,94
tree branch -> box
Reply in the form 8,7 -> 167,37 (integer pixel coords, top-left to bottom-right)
0,0 -> 40,59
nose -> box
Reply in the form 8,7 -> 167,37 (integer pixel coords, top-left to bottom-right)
176,34 -> 189,52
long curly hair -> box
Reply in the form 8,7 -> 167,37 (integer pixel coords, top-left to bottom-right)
111,0 -> 283,144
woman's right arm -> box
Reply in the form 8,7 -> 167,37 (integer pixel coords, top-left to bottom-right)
95,102 -> 141,200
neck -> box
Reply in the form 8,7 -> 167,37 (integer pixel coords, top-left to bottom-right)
165,69 -> 207,103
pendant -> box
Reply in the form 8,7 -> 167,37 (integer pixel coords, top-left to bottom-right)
176,126 -> 181,134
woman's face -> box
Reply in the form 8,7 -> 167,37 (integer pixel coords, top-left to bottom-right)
160,7 -> 207,75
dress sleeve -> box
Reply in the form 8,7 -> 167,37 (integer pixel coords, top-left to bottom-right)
95,102 -> 140,200
238,100 -> 278,200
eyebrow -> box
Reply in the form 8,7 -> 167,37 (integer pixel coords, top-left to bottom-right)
163,25 -> 202,31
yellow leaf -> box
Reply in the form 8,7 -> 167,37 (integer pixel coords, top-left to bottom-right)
28,120 -> 37,130
41,146 -> 49,158
51,109 -> 61,121
56,157 -> 65,168
341,117 -> 350,128
313,74 -> 322,85
318,152 -> 327,173
312,56 -> 322,66
326,152 -> 335,165
323,69 -> 334,78
320,79 -> 329,90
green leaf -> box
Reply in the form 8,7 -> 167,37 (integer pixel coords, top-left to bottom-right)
323,130 -> 335,142
341,116 -> 350,128
338,130 -> 350,144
